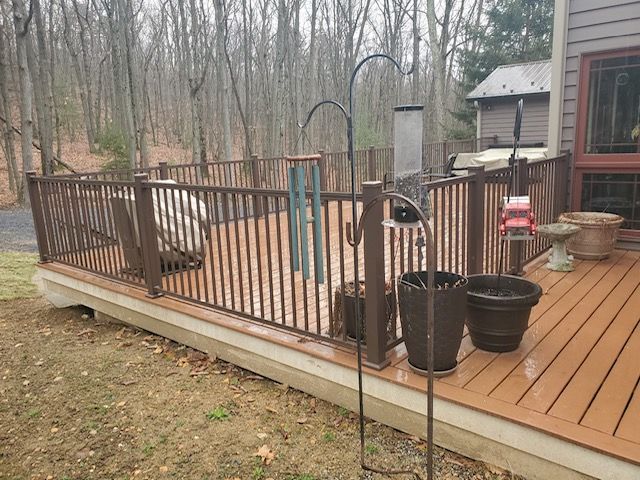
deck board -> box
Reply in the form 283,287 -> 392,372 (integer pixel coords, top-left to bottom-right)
517,251 -> 640,413
616,383 -> 640,443
491,251 -> 638,405
548,279 -> 640,425
580,319 -> 640,434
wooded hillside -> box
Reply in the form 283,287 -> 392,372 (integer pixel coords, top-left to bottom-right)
0,0 -> 553,204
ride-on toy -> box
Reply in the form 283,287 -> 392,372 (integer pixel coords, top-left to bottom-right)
500,195 -> 537,240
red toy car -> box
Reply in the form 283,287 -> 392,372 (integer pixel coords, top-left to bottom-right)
499,196 -> 536,238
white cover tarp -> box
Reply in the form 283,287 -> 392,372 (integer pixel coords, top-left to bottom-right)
454,147 -> 548,172
111,180 -> 209,265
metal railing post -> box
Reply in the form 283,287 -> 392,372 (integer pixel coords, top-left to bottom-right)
26,171 -> 50,263
467,166 -> 485,275
159,161 -> 169,180
251,154 -> 264,217
134,174 -> 163,298
367,145 -> 377,181
317,149 -> 327,191
362,181 -> 390,370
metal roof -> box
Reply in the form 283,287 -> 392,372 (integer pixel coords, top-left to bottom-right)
466,60 -> 552,100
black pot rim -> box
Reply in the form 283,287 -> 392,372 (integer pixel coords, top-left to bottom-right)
398,270 -> 468,290
466,274 -> 542,306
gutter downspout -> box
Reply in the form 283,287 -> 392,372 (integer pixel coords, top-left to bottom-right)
547,0 -> 570,156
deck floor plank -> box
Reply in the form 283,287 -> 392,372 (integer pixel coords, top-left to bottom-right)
580,318 -> 640,434
517,252 -> 640,413
548,277 -> 640,425
616,382 -> 640,443
491,251 -> 638,405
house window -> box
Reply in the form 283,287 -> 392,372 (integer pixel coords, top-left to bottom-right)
581,173 -> 640,230
585,54 -> 640,154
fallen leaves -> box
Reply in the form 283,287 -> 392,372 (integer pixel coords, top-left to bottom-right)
77,328 -> 97,336
254,444 -> 275,465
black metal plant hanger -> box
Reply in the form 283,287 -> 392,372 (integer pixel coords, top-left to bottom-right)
298,54 -> 434,480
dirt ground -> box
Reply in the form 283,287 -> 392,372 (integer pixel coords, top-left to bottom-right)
0,269 -> 523,480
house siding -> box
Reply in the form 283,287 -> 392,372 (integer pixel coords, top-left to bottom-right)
560,0 -> 640,153
480,95 -> 549,145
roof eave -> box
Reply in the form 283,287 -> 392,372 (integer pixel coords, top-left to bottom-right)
466,90 -> 551,102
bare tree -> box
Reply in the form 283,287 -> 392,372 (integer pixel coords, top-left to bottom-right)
0,12 -> 20,194
12,0 -> 33,204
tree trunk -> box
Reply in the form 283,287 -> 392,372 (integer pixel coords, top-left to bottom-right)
426,0 -> 446,140
411,0 -> 420,102
12,0 -> 33,204
214,0 -> 232,162
0,18 -> 20,194
30,0 -> 54,175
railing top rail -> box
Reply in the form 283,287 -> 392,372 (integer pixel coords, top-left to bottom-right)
142,179 -> 361,201
31,175 -> 135,187
55,166 -> 160,178
423,173 -> 475,188
166,159 -> 250,168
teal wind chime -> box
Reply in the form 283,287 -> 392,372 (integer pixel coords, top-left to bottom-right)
287,154 -> 324,283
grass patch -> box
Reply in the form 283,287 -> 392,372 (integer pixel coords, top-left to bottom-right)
26,408 -> 41,419
252,466 -> 265,480
365,443 -> 379,454
0,252 -> 38,301
321,431 -> 336,442
206,406 -> 230,421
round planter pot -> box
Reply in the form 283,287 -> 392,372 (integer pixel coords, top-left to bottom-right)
558,212 -> 624,260
466,274 -> 542,352
343,281 -> 396,343
398,271 -> 468,376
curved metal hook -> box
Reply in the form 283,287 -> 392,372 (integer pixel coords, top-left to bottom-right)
345,192 -> 433,255
297,99 -> 349,130
349,54 -> 414,96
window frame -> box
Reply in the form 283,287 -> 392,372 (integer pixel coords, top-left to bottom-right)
575,47 -> 640,169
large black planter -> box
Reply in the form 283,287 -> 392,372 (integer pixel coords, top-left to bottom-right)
466,274 -> 542,352
343,281 -> 396,343
398,271 -> 468,376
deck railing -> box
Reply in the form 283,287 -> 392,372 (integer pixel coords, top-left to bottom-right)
28,151 -> 570,368
54,138 -> 482,192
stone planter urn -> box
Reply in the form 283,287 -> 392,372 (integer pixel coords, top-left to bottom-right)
558,212 -> 624,260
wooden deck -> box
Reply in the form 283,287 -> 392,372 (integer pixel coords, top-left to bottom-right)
386,249 -> 640,464
37,247 -> 640,478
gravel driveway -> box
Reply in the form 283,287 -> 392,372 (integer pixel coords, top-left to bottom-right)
0,207 -> 37,253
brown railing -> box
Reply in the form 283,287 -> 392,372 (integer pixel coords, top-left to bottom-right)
54,139 -> 481,192
27,152 -> 570,369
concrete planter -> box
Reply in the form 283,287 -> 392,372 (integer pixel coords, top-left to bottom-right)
558,212 -> 624,260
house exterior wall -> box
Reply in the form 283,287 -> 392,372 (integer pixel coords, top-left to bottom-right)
479,95 -> 549,145
549,0 -> 640,155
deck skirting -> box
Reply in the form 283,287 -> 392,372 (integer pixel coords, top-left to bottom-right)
36,264 -> 640,480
